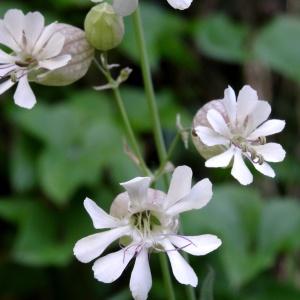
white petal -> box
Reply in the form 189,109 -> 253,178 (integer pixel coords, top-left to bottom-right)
0,79 -> 14,95
167,0 -> 193,10
253,143 -> 286,162
251,161 -> 275,178
207,109 -> 231,137
245,100 -> 271,135
121,177 -> 151,208
231,150 -> 253,185
195,126 -> 229,146
205,146 -> 234,168
33,23 -> 60,56
0,65 -> 17,78
167,178 -> 212,215
13,75 -> 36,109
73,225 -> 130,263
84,198 -> 122,229
38,54 -> 71,70
2,9 -> 24,50
0,49 -> 16,63
0,20 -> 21,51
23,11 -> 45,52
222,85 -> 236,126
113,0 -> 139,16
165,166 -> 192,208
162,239 -> 198,287
37,32 -> 65,60
236,85 -> 258,126
169,234 -> 222,256
130,248 -> 152,300
247,119 -> 286,140
92,247 -> 135,283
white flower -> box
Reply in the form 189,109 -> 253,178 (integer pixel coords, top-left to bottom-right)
195,85 -> 286,185
73,166 -> 221,300
0,9 -> 71,109
91,0 -> 193,16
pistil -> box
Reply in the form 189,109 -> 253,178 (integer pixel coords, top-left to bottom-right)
231,136 -> 266,165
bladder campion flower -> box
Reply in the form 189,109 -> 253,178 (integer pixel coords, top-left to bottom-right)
74,166 -> 221,300
35,24 -> 94,87
193,85 -> 286,185
0,9 -> 71,109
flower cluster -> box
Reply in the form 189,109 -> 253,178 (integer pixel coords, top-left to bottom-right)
74,166 -> 221,300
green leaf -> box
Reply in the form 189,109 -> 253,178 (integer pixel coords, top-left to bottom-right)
182,184 -> 266,288
258,199 -> 300,255
0,197 -> 94,267
0,199 -> 72,266
10,90 -> 123,204
38,121 -> 121,204
9,135 -> 37,193
254,16 -> 300,82
200,267 -> 215,300
193,14 -> 250,63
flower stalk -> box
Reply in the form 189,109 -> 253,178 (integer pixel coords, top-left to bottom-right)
93,56 -> 151,177
132,8 -> 168,163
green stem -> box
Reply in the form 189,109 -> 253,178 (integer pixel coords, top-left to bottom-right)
132,8 -> 167,163
132,7 -> 197,300
111,87 -> 150,176
154,133 -> 180,181
159,253 -> 176,300
93,58 -> 150,177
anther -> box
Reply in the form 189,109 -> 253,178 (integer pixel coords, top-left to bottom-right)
258,136 -> 266,145
192,128 -> 197,137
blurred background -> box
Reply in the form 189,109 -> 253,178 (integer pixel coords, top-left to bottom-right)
1,0 -> 300,299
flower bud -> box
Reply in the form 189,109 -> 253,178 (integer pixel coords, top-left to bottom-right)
34,24 -> 95,86
192,100 -> 228,159
84,3 -> 125,51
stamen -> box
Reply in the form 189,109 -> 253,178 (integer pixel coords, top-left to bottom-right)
258,136 -> 266,145
15,61 -> 30,67
231,136 -> 265,165
122,242 -> 145,262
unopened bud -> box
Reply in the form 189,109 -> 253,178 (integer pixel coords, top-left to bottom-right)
192,100 -> 228,159
84,3 -> 125,51
117,67 -> 132,84
35,24 -> 95,86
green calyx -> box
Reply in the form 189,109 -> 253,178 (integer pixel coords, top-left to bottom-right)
84,3 -> 125,51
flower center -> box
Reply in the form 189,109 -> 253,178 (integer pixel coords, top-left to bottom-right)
231,135 -> 266,165
131,210 -> 162,239
15,55 -> 37,68
8,56 -> 39,83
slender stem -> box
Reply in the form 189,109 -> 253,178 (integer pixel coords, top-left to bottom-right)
132,8 -> 167,163
93,58 -> 150,177
132,7 -> 197,300
159,253 -> 176,300
111,87 -> 150,176
154,133 -> 180,181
